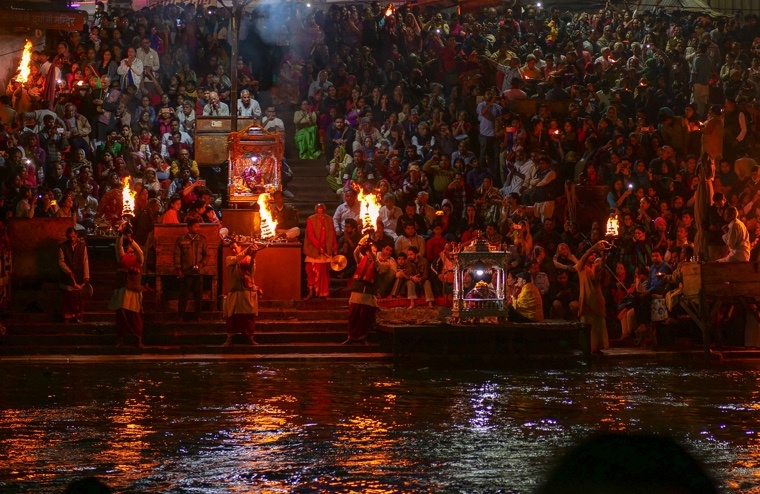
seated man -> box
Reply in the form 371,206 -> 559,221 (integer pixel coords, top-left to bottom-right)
549,270 -> 579,319
391,251 -> 409,298
632,249 -> 672,325
268,190 -> 300,238
402,246 -> 435,309
507,271 -> 544,322
718,206 -> 750,262
373,243 -> 398,298
337,218 -> 362,278
202,91 -> 230,116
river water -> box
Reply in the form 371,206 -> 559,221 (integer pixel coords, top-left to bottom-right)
1,360 -> 759,493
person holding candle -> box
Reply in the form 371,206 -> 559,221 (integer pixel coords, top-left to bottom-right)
575,240 -> 612,353
110,230 -> 144,349
223,240 -> 261,346
343,236 -> 381,344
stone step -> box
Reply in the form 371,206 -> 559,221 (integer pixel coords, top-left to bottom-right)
0,353 -> 393,363
0,330 -> 362,346
1,319 -> 347,335
0,342 -> 387,357
2,308 -> 347,323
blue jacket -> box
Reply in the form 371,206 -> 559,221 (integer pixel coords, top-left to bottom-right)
645,261 -> 672,292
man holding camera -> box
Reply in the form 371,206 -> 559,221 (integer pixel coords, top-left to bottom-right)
173,218 -> 208,322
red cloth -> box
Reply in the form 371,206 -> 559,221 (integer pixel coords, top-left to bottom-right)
347,302 -> 377,341
116,308 -> 143,338
62,290 -> 84,319
306,262 -> 330,297
353,254 -> 376,284
226,314 -> 255,336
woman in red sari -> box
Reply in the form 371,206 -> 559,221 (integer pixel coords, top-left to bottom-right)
303,203 -> 337,300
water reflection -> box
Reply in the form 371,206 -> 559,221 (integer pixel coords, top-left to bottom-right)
1,362 -> 760,492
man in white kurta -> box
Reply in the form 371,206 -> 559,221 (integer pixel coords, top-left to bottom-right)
718,207 -> 751,262
223,241 -> 260,345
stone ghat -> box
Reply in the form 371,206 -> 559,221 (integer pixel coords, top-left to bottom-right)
377,317 -> 592,369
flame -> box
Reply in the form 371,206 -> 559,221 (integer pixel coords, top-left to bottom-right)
606,212 -> 619,238
257,193 -> 275,239
14,40 -> 33,84
354,186 -> 382,234
122,177 -> 136,217
384,3 -> 394,16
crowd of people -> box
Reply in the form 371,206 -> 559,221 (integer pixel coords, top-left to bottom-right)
304,0 -> 760,350
3,0 -> 760,350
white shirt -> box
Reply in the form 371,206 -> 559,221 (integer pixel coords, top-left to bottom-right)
237,98 -> 262,118
261,116 -> 285,133
136,47 -> 160,72
117,57 -> 144,88
332,202 -> 361,234
161,130 -> 193,148
719,219 -> 751,262
203,102 -> 230,117
379,205 -> 403,239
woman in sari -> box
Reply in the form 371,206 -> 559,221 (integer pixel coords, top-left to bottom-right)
327,147 -> 352,193
303,203 -> 338,300
293,100 -> 321,159
475,176 -> 502,225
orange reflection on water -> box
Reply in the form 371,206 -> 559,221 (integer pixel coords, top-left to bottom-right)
102,397 -> 160,474
1,408 -> 65,483
334,415 -> 412,474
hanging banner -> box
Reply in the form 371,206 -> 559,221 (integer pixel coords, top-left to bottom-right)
0,10 -> 86,31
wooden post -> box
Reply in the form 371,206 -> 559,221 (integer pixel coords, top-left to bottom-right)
229,5 -> 239,133
219,0 -> 254,132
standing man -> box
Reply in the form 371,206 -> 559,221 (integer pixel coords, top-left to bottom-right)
526,155 -> 557,221
690,43 -> 712,118
110,232 -> 144,348
344,238 -> 379,344
476,88 -> 501,178
38,114 -> 69,180
705,192 -> 729,261
575,240 -> 611,353
135,37 -> 160,73
223,240 -> 261,346
58,227 -> 89,323
173,218 -> 208,321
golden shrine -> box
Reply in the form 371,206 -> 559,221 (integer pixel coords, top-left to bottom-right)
226,123 -> 284,205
